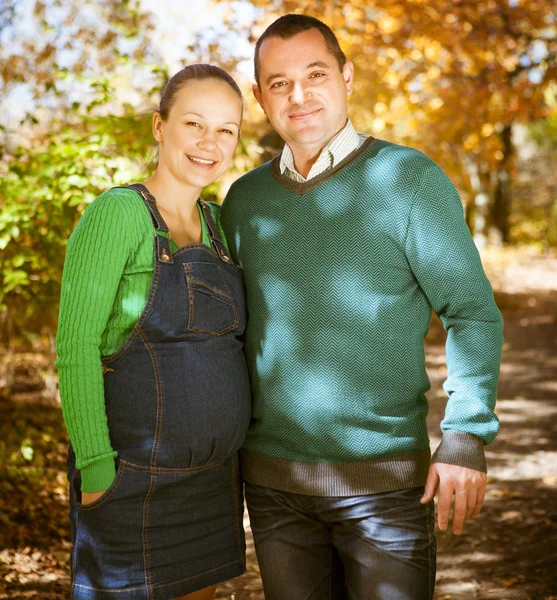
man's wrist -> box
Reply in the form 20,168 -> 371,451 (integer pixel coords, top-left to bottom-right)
431,431 -> 487,473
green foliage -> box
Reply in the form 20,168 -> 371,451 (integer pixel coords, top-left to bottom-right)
0,112 -> 153,343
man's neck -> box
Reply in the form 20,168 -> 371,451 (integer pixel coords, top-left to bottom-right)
291,146 -> 325,179
287,120 -> 349,179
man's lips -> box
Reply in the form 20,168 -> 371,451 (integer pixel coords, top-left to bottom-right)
288,108 -> 322,121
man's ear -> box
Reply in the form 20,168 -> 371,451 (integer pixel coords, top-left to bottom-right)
343,60 -> 355,96
152,112 -> 163,143
252,83 -> 267,115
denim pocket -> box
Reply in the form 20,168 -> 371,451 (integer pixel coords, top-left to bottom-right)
184,262 -> 238,335
71,460 -> 126,511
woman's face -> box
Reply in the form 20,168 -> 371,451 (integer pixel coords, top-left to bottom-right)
154,78 -> 242,191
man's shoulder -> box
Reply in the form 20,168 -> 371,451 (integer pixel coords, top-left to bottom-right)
228,160 -> 275,193
366,139 -> 437,173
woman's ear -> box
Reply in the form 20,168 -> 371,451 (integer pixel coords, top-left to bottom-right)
152,112 -> 164,143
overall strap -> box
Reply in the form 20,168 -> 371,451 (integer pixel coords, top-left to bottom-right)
111,183 -> 174,264
112,183 -> 168,233
199,200 -> 233,264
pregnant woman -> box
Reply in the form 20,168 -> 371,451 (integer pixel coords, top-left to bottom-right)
56,64 -> 251,600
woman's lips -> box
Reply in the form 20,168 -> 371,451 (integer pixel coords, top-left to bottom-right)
187,155 -> 217,168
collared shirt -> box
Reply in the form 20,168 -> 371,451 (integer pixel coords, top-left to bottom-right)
280,119 -> 368,183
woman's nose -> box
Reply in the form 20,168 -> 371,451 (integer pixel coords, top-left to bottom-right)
197,130 -> 217,150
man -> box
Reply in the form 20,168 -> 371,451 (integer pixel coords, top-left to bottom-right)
221,14 -> 503,600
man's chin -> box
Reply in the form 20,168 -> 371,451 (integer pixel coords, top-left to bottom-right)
284,127 -> 327,147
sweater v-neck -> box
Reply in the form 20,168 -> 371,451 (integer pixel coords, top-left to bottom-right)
270,136 -> 377,196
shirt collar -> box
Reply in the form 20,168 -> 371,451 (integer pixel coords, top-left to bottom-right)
279,119 -> 360,180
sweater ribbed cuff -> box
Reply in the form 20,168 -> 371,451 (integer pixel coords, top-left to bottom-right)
431,431 -> 487,473
80,455 -> 117,493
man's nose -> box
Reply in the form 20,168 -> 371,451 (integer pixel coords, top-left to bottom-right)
289,82 -> 309,105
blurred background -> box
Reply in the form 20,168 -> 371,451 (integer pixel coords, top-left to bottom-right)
0,1 -> 556,599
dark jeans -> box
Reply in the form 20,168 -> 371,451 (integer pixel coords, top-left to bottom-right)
245,483 -> 436,600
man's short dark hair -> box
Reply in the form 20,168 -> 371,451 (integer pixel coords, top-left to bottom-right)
254,14 -> 347,88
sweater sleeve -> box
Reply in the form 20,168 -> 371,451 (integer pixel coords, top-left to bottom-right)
56,190 -> 145,492
404,163 -> 503,472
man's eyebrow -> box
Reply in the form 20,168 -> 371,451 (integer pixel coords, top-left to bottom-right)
265,61 -> 331,84
307,61 -> 330,70
266,72 -> 286,84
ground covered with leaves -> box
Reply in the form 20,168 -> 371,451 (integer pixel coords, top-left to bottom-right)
1,248 -> 556,600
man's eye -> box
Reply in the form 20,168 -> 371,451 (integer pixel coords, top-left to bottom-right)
271,81 -> 287,89
310,72 -> 326,79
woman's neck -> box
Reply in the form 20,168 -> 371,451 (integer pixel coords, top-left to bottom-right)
142,169 -> 203,247
142,169 -> 200,220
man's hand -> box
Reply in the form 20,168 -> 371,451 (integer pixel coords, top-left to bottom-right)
81,490 -> 106,505
420,462 -> 487,534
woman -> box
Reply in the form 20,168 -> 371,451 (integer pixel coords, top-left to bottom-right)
56,64 -> 251,600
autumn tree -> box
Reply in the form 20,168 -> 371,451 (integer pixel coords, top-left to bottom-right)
215,0 -> 556,243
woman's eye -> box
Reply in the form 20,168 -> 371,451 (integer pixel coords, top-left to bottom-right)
186,121 -> 201,127
220,129 -> 234,135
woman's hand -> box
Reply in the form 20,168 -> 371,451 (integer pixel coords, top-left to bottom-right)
81,490 -> 106,505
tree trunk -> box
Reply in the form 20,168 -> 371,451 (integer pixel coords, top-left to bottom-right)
492,125 -> 514,244
462,155 -> 491,248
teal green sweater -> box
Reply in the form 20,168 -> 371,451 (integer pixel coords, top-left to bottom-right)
221,137 -> 503,496
56,188 -> 228,492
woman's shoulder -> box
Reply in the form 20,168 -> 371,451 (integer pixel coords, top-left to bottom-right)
78,187 -> 150,227
87,186 -> 148,214
70,187 -> 152,246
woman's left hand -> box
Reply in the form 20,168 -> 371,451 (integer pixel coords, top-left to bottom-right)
81,490 -> 106,505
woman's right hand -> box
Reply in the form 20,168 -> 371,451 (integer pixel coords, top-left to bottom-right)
81,490 -> 106,505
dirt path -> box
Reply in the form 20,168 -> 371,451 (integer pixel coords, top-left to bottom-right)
1,249 -> 556,599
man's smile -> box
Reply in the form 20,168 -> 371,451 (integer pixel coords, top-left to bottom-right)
288,108 -> 323,121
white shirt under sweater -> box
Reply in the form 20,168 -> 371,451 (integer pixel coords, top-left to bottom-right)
279,119 -> 368,182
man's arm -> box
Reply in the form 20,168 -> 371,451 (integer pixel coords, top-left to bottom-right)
404,161 -> 504,533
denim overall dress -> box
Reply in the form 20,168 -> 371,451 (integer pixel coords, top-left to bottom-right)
68,184 -> 252,599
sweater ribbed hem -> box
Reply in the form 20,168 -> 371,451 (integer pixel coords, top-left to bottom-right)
80,454 -> 117,492
431,431 -> 487,473
240,448 -> 431,497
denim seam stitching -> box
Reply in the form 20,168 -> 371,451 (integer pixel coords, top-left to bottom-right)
185,277 -> 235,301
73,583 -> 147,594
101,244 -> 161,367
71,511 -> 79,588
137,328 -> 163,468
142,472 -> 157,600
231,455 -> 243,555
118,458 -> 228,475
426,501 -> 436,598
218,262 -> 239,331
151,558 -> 243,590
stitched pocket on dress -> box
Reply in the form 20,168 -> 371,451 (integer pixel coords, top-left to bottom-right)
184,262 -> 238,335
71,460 -> 127,511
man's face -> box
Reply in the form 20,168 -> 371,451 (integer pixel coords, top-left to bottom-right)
253,28 -> 353,154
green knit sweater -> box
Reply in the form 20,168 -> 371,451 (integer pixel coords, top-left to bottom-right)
56,188 -> 229,492
221,137 -> 503,496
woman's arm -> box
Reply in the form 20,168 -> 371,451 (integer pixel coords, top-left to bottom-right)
56,190 -> 145,493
